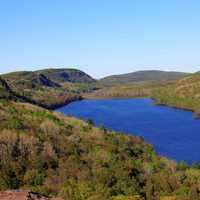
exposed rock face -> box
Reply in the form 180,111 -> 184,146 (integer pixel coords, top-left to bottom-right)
37,68 -> 96,83
3,71 -> 61,89
30,73 -> 61,88
0,191 -> 63,200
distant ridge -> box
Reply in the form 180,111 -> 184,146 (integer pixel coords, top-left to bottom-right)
36,68 -> 96,83
99,70 -> 189,86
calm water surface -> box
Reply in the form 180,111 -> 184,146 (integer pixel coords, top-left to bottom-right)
56,98 -> 200,164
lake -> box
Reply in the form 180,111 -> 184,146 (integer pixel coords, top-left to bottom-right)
56,98 -> 200,164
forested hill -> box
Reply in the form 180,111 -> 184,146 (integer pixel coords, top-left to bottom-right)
1,99 -> 200,200
99,70 -> 189,86
0,68 -> 97,109
153,71 -> 200,116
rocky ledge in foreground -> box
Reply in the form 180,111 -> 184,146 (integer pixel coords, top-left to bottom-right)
0,191 -> 63,200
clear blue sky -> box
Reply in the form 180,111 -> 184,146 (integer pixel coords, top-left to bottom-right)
0,0 -> 200,78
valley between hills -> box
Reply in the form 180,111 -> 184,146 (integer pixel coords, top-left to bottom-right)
1,68 -> 200,200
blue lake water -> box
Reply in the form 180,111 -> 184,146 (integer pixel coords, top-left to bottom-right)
56,98 -> 200,164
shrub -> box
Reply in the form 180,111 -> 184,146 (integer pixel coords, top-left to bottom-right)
34,173 -> 45,186
24,169 -> 38,186
86,119 -> 95,126
177,161 -> 188,171
99,125 -> 107,133
6,118 -> 24,130
191,161 -> 200,169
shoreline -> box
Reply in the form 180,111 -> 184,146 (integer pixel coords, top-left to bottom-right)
152,99 -> 199,118
54,96 -> 200,165
54,95 -> 200,127
47,96 -> 84,110
57,95 -> 198,118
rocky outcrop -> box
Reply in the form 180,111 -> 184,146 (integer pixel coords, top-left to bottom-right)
0,191 -> 63,200
30,73 -> 61,88
0,76 -> 82,109
37,68 -> 96,83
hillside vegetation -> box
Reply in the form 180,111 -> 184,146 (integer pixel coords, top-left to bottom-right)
153,72 -> 200,116
1,68 -> 200,200
0,68 -> 97,108
1,69 -> 189,104
1,99 -> 200,200
99,71 -> 188,87
84,83 -> 154,99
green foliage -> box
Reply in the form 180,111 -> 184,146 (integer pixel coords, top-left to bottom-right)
177,161 -> 189,171
99,125 -> 107,133
59,179 -> 93,200
174,186 -> 189,196
112,195 -> 142,200
5,117 -> 24,130
86,119 -> 95,126
152,72 -> 200,116
192,161 -> 200,169
34,173 -> 45,186
99,71 -> 187,87
24,170 -> 45,186
0,100 -> 200,200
